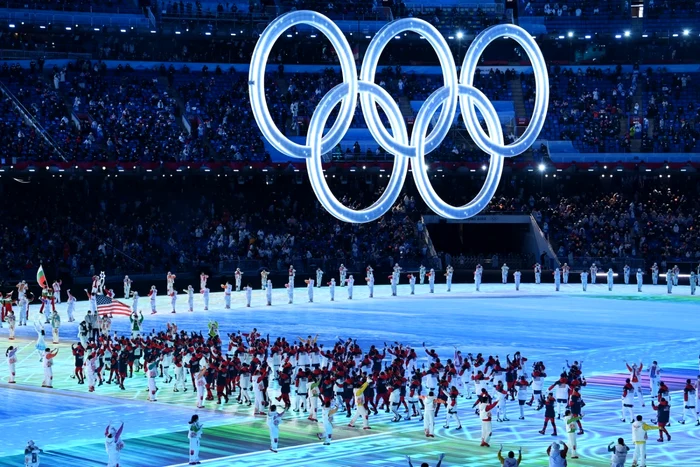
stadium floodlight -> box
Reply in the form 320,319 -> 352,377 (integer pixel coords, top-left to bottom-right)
683,29 -> 690,36
538,163 -> 546,172
624,31 -> 631,37
567,31 -> 573,38
457,31 -> 464,39
481,165 -> 487,171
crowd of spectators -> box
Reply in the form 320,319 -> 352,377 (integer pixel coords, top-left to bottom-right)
640,69 -> 700,153
520,0 -> 627,18
5,171 -> 696,282
1,59 -> 521,162
3,58 -> 700,163
5,0 -> 144,13
486,174 -> 700,268
523,66 -> 700,154
0,175 -> 426,281
522,66 -> 636,153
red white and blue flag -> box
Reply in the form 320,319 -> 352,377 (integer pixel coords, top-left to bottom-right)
96,295 -> 131,317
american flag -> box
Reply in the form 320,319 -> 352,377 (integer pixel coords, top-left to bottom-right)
96,294 -> 132,317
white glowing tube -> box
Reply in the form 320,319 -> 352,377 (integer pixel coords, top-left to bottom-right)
249,11 -> 549,223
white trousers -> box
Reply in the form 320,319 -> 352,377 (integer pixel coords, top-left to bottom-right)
254,389 -> 265,413
308,395 -> 318,419
622,403 -> 634,421
294,392 -> 307,411
633,442 -> 647,466
497,399 -> 507,419
189,437 -> 200,462
148,377 -> 157,400
269,426 -> 279,450
481,420 -> 492,443
445,408 -> 461,427
322,418 -> 333,443
632,382 -> 644,406
350,405 -> 369,427
423,412 -> 435,435
683,404 -> 697,423
43,367 -> 52,386
8,362 -> 16,382
568,431 -> 577,457
87,370 -> 97,389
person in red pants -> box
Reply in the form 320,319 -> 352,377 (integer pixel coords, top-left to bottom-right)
651,397 -> 671,442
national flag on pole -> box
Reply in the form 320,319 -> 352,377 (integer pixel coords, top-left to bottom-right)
37,265 -> 48,288
96,294 -> 132,317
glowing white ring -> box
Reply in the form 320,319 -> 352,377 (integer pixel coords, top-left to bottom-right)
460,25 -> 549,156
307,81 -> 409,223
359,18 -> 458,158
248,11 -> 549,223
411,85 -> 504,219
248,11 -> 357,159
